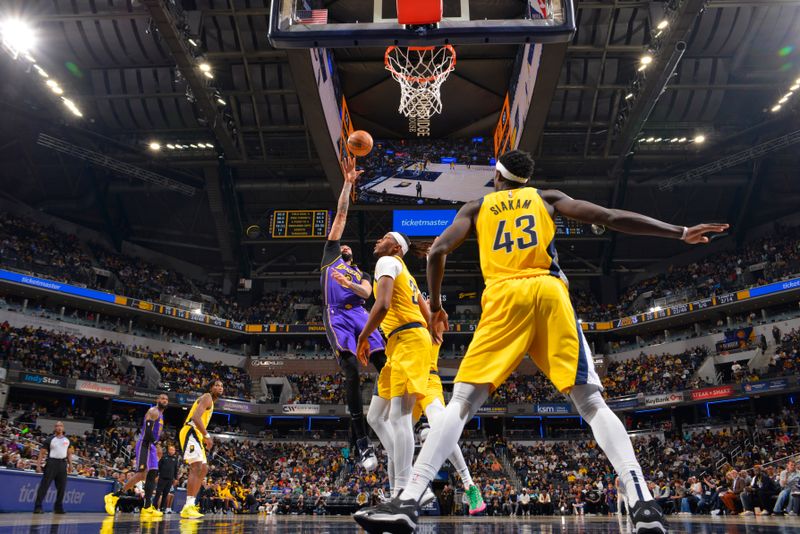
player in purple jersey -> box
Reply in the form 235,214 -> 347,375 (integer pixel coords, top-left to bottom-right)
321,156 -> 387,471
104,393 -> 168,518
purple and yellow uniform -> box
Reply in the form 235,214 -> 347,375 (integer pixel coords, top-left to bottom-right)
135,408 -> 163,471
321,240 -> 385,358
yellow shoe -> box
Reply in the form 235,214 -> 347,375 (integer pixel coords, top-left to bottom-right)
104,493 -> 119,516
146,507 -> 164,519
140,506 -> 152,519
180,504 -> 204,519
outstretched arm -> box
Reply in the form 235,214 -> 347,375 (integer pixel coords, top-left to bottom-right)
427,200 -> 481,312
539,189 -> 729,243
327,156 -> 363,241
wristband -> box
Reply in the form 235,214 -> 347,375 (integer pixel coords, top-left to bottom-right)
680,226 -> 688,241
203,434 -> 210,439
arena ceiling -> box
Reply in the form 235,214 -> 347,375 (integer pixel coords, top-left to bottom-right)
0,0 -> 798,292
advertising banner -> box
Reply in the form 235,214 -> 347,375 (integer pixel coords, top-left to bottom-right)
74,380 -> 120,396
0,469 -> 113,512
690,385 -> 735,401
20,373 -> 67,389
216,398 -> 256,414
606,398 -> 640,411
393,210 -> 458,237
476,405 -> 507,414
535,403 -> 572,414
743,379 -> 789,394
0,269 -> 115,303
129,389 -> 164,402
282,404 -> 321,415
643,393 -> 684,407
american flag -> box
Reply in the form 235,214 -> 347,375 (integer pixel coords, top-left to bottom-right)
295,9 -> 328,24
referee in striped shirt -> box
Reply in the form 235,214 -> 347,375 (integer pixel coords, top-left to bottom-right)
34,421 -> 73,514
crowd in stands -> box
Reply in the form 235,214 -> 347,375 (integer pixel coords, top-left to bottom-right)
0,212 -> 321,325
573,223 -> 800,321
489,373 -> 563,405
2,211 -> 799,327
0,322 -> 251,399
602,347 -> 710,397
2,393 -> 799,517
284,373 -> 372,405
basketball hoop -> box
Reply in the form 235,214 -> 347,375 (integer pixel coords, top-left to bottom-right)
384,45 -> 456,121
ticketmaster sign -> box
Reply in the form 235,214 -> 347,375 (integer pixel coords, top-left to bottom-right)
0,469 -> 112,512
393,210 -> 457,237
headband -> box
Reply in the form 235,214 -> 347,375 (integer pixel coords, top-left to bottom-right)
388,232 -> 409,255
496,160 -> 528,183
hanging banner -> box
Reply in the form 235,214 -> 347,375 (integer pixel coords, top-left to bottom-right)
643,392 -> 684,406
74,380 -> 120,396
282,404 -> 320,415
690,385 -> 735,401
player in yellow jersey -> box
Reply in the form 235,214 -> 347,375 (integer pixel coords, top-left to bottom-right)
355,150 -> 728,534
178,379 -> 224,519
354,232 -> 432,505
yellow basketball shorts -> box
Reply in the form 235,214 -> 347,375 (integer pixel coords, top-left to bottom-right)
455,275 -> 601,394
413,372 -> 445,422
377,356 -> 392,400
179,425 -> 208,464
383,326 -> 431,398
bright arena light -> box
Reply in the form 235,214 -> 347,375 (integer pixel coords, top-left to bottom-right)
198,62 -> 211,72
46,79 -> 63,95
694,135 -> 706,144
640,54 -> 653,66
656,20 -> 669,30
771,104 -> 781,112
148,142 -> 161,151
62,98 -> 82,117
0,18 -> 36,58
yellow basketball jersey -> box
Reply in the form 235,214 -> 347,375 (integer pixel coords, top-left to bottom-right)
475,187 -> 566,288
183,394 -> 214,429
374,256 -> 426,335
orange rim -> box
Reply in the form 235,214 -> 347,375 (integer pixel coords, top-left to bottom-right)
384,44 -> 456,84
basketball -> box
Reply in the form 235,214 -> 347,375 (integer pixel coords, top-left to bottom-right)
347,130 -> 373,157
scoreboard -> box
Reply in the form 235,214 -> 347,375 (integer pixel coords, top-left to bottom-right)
554,216 -> 595,236
269,210 -> 331,239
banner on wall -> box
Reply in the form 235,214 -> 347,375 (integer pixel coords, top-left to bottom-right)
282,404 -> 320,415
0,469 -> 113,512
216,398 -> 256,414
743,378 -> 789,394
715,327 -> 755,352
74,380 -> 120,396
643,393 -> 684,407
535,403 -> 572,414
476,405 -> 507,414
20,373 -> 67,389
606,398 -> 639,410
690,385 -> 735,401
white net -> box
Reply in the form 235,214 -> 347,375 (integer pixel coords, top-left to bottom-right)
385,45 -> 456,121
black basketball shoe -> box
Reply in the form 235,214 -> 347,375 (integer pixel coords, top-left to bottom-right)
353,496 -> 419,534
631,500 -> 668,534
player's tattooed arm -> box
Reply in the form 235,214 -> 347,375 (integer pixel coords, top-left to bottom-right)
328,156 -> 364,241
357,275 -> 394,365
540,189 -> 729,244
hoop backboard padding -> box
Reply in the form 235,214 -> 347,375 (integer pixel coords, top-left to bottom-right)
269,0 -> 575,49
385,45 -> 456,120
397,0 -> 443,25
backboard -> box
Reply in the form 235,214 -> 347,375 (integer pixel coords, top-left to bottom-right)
269,0 -> 575,48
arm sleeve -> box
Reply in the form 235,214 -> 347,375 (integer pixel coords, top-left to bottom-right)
321,240 -> 341,268
143,419 -> 155,442
374,256 -> 402,280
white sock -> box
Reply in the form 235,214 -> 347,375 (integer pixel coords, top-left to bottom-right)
185,496 -> 195,507
569,384 -> 653,506
425,399 -> 474,490
366,395 -> 395,490
389,393 -> 416,492
403,383 -> 490,502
